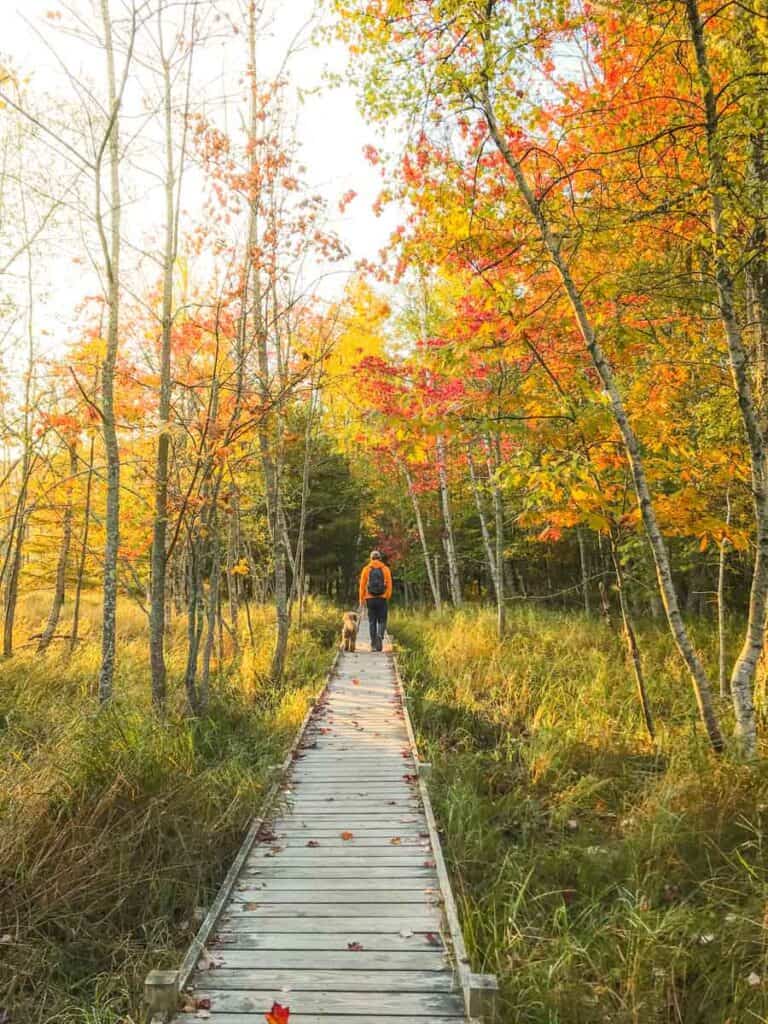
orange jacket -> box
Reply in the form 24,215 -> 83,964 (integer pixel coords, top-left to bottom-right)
359,559 -> 393,602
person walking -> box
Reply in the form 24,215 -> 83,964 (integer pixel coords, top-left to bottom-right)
359,550 -> 392,652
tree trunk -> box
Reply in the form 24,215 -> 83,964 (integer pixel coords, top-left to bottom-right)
718,489 -> 732,698
436,435 -> 462,607
577,528 -> 591,616
685,0 -> 759,754
200,529 -> 220,711
610,534 -> 655,741
468,447 -> 499,600
480,61 -> 723,753
39,443 -> 77,652
71,434 -> 95,651
148,14 -> 177,714
96,0 -> 126,705
403,462 -> 441,610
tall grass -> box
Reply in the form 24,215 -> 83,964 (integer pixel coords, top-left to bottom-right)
0,593 -> 337,1024
393,606 -> 768,1024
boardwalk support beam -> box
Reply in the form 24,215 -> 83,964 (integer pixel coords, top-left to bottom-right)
144,969 -> 178,1020
467,971 -> 499,1020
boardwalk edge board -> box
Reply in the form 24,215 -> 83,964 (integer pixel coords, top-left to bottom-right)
144,649 -> 343,1018
391,640 -> 500,1023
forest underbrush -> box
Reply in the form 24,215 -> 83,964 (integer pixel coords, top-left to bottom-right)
0,593 -> 337,1024
393,606 -> 768,1024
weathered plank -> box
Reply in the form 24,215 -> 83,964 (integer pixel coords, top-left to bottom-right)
191,969 -> 454,992
237,876 -> 435,890
202,950 -> 447,971
215,915 -> 441,933
180,991 -> 464,1015
223,901 -> 441,917
241,867 -> 436,879
211,933 -> 446,952
177,1016 -> 463,1024
232,890 -> 440,905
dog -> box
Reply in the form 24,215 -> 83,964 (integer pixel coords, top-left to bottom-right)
341,611 -> 359,652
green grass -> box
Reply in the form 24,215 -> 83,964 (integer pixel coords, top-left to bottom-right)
0,594 -> 337,1024
393,605 -> 768,1024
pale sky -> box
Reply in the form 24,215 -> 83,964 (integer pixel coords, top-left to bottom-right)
2,0 -> 402,365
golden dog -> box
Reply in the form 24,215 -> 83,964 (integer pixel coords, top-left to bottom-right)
341,611 -> 359,652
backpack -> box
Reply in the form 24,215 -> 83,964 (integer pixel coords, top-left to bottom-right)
367,564 -> 386,596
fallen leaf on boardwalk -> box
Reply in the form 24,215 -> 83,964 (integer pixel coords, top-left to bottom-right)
196,1012 -> 211,1020
352,678 -> 360,686
388,800 -> 397,806
347,941 -> 364,951
195,998 -> 212,1010
244,902 -> 259,911
341,831 -> 354,840
399,928 -> 413,938
425,932 -> 441,946
390,836 -> 401,845
306,840 -> 320,847
265,1001 -> 290,1024
419,832 -> 429,839
423,860 -> 436,868
403,773 -> 417,783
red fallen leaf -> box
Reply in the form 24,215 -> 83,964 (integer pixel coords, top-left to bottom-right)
423,860 -> 436,868
196,997 -> 212,1009
341,831 -> 354,840
352,678 -> 361,686
403,773 -> 417,783
265,1002 -> 290,1024
347,941 -> 364,951
306,840 -> 320,847
425,932 -> 441,946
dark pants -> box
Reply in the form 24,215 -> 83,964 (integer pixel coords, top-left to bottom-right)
366,597 -> 388,651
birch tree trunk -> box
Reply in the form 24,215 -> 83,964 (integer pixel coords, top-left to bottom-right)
479,32 -> 723,752
149,5 -> 177,712
402,462 -> 441,609
247,3 -> 289,683
71,434 -> 95,651
610,534 -> 655,741
467,447 -> 499,600
436,434 -> 462,607
39,443 -> 77,652
96,0 -> 127,704
684,0 -> 759,754
718,489 -> 732,698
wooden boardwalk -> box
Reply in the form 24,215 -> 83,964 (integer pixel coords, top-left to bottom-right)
157,619 -> 494,1024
